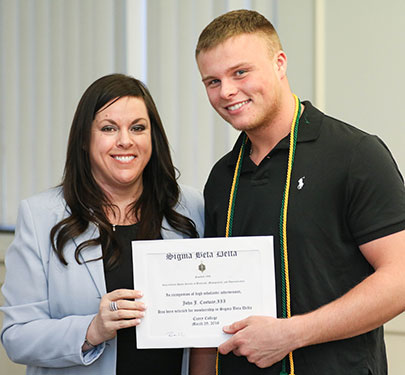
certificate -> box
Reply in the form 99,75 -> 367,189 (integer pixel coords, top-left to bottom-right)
132,236 -> 276,348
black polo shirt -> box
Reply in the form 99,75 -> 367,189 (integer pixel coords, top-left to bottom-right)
204,101 -> 405,375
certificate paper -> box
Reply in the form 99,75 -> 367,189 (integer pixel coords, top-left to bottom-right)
132,236 -> 276,348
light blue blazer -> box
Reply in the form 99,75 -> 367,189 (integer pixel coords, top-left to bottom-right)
0,185 -> 204,375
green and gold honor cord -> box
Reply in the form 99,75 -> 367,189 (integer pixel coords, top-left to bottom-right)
217,94 -> 301,375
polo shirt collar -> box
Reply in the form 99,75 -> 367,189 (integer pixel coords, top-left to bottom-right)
227,100 -> 322,166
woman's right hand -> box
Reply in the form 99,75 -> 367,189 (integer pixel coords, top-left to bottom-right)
84,289 -> 146,347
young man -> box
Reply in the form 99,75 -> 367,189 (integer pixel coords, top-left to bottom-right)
191,9 -> 405,375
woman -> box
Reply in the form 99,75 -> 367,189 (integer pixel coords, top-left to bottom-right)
0,74 -> 204,374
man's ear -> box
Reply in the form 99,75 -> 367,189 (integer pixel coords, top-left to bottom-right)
274,50 -> 287,78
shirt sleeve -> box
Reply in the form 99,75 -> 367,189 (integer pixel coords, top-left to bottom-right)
0,199 -> 105,367
346,134 -> 405,245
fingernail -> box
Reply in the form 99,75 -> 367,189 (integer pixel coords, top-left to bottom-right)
223,325 -> 230,331
137,303 -> 146,310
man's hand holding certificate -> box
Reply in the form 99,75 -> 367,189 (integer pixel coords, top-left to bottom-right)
133,236 -> 276,348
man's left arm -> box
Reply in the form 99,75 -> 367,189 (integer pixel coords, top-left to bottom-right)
219,230 -> 405,368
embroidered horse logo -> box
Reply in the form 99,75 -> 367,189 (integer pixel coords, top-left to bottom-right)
297,177 -> 305,190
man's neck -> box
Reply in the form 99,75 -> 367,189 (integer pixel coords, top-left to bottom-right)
247,98 -> 304,166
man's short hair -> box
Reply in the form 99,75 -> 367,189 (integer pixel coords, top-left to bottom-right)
195,9 -> 282,58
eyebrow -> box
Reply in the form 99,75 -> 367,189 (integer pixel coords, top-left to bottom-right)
96,117 -> 149,125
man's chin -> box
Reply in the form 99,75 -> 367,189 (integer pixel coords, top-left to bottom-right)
229,122 -> 255,132
217,112 -> 255,131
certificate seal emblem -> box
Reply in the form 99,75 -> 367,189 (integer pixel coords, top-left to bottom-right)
198,262 -> 206,273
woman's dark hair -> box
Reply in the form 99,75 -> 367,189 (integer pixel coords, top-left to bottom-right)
50,73 -> 198,267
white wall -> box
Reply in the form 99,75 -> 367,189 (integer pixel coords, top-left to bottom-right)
0,0 -> 127,227
324,0 -> 405,172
